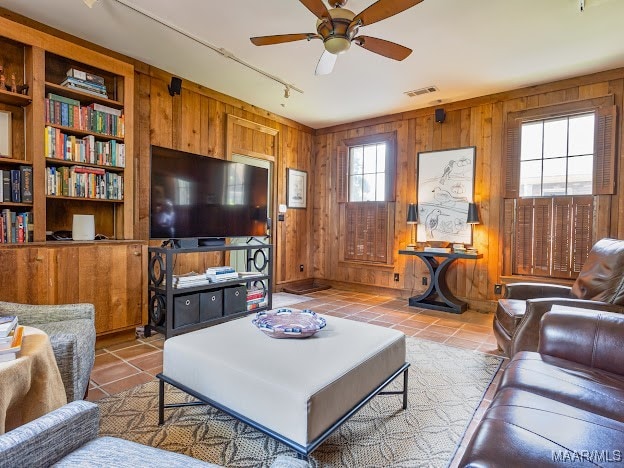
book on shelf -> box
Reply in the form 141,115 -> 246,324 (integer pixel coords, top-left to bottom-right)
207,272 -> 239,282
0,209 -> 31,244
1,170 -> 9,202
0,325 -> 24,361
45,166 -> 123,200
0,315 -> 17,338
45,98 -> 125,139
173,279 -> 213,289
206,266 -> 236,274
20,165 -> 33,203
61,76 -> 108,94
10,169 -> 20,203
423,247 -> 452,253
66,68 -> 106,86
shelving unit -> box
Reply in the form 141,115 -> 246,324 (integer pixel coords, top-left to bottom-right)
146,242 -> 273,339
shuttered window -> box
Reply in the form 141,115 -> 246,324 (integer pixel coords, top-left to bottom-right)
504,97 -> 615,279
336,132 -> 396,265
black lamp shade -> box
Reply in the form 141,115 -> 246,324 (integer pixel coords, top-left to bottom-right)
407,204 -> 418,224
466,203 -> 480,224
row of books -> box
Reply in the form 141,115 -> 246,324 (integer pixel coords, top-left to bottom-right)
63,68 -> 108,98
0,166 -> 33,203
45,127 -> 125,167
247,287 -> 267,311
45,94 -> 124,138
0,209 -> 33,244
172,267 -> 262,288
45,166 -> 124,200
206,266 -> 238,282
172,272 -> 211,289
0,316 -> 23,362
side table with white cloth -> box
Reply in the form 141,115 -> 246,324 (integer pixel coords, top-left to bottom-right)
0,326 -> 67,434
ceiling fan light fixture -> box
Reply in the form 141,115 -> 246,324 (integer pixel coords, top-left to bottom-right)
324,37 -> 351,54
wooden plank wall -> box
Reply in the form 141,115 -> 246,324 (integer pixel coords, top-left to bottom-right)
314,70 -> 624,309
135,67 -> 314,285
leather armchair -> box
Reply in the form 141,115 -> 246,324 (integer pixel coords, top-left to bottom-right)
494,238 -> 624,357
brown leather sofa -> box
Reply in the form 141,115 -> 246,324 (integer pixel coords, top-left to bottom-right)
494,237 -> 624,357
461,307 -> 624,467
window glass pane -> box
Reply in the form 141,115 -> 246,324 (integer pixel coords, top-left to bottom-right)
376,173 -> 385,201
520,160 -> 542,196
350,147 -> 363,175
567,155 -> 593,195
362,174 -> 376,201
543,118 -> 568,158
363,145 -> 377,174
568,114 -> 595,156
376,145 -> 386,173
349,175 -> 362,202
521,122 -> 543,161
543,158 -> 566,196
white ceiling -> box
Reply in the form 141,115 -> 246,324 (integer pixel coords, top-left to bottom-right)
2,0 -> 624,129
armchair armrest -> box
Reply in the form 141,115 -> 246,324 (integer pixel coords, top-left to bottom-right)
510,297 -> 624,356
0,400 -> 99,468
0,301 -> 94,326
539,307 -> 624,376
505,282 -> 572,300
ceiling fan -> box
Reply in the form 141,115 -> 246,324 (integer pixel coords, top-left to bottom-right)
250,0 -> 424,75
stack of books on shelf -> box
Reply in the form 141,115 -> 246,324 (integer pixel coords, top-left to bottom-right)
45,166 -> 123,200
45,93 -> 125,138
45,127 -> 125,167
0,166 -> 33,204
206,266 -> 238,283
1,209 -> 32,244
0,315 -> 23,362
246,287 -> 267,311
172,272 -> 211,289
62,68 -> 108,98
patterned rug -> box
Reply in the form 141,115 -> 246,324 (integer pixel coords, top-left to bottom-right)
97,337 -> 502,467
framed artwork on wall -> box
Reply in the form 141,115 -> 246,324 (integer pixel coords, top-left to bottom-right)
417,147 -> 476,244
0,110 -> 11,158
287,168 -> 307,208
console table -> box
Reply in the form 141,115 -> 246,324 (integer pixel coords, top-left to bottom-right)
399,249 -> 482,314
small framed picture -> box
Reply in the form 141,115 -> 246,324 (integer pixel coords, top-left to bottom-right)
287,168 -> 307,208
0,110 -> 11,158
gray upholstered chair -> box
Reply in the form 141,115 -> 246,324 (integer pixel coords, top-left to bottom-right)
0,301 -> 96,402
0,400 -> 309,468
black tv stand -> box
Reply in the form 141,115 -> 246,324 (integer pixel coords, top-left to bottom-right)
198,237 -> 226,247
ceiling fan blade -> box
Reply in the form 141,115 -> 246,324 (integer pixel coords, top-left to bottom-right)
315,50 -> 337,75
250,33 -> 320,46
352,0 -> 424,27
355,36 -> 412,61
299,0 -> 332,21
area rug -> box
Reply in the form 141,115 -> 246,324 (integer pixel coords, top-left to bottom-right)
97,337 -> 502,467
271,292 -> 313,308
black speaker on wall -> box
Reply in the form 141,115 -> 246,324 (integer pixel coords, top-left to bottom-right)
435,108 -> 446,123
168,76 -> 182,96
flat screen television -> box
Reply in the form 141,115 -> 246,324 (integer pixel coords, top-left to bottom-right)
150,146 -> 268,239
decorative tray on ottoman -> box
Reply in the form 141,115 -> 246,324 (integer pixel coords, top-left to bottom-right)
252,308 -> 326,339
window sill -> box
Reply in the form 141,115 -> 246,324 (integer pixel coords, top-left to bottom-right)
339,260 -> 394,270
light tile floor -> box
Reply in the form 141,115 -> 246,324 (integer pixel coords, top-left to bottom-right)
87,288 -> 506,465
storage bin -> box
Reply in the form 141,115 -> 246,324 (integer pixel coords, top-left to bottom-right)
173,293 -> 200,328
200,289 -> 223,321
224,285 -> 246,315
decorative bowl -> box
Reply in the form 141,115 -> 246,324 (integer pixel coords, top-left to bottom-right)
427,241 -> 450,248
252,308 -> 326,339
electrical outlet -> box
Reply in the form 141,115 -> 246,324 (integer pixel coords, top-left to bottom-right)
494,284 -> 503,294
393,273 -> 400,282
422,277 -> 428,286
299,264 -> 304,272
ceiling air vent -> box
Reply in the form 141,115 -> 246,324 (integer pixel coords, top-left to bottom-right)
404,86 -> 439,97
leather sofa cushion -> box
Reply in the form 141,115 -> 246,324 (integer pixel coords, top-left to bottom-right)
495,299 -> 526,334
498,351 -> 624,423
460,387 -> 624,467
572,238 -> 624,305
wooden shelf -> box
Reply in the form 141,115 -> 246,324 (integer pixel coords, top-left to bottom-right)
45,82 -> 123,109
0,158 -> 32,166
45,122 -> 124,142
0,88 -> 31,107
0,201 -> 33,208
46,195 -> 123,203
45,158 -> 124,173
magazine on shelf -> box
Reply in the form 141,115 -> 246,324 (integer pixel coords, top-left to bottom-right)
0,325 -> 23,358
0,315 -> 17,338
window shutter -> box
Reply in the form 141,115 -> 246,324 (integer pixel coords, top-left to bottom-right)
504,120 -> 521,198
345,204 -> 357,258
344,202 -> 389,263
375,203 -> 388,262
514,198 -> 533,275
532,198 -> 552,276
572,196 -> 593,274
336,146 -> 349,203
552,197 -> 572,278
593,105 -> 617,195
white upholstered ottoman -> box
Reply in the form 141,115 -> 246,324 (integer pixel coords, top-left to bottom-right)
158,313 -> 408,456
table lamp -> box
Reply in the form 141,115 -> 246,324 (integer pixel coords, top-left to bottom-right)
466,203 -> 480,252
407,203 -> 418,248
